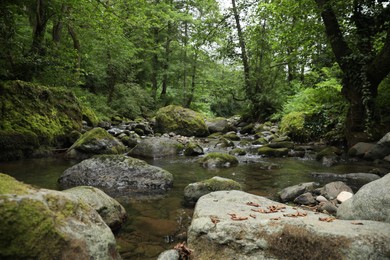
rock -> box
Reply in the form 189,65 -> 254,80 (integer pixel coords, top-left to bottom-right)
337,191 -> 353,203
321,181 -> 353,200
267,141 -> 295,149
348,142 -> 375,157
58,155 -> 173,196
205,117 -> 231,134
318,201 -> 338,214
63,186 -> 127,231
66,128 -> 126,160
337,173 -> 390,223
257,146 -> 289,157
0,173 -> 120,259
129,137 -> 184,159
293,192 -> 316,205
184,176 -> 242,205
216,138 -> 235,148
223,132 -> 240,141
311,172 -> 380,185
197,153 -> 238,168
0,81 -> 91,161
155,105 -> 209,137
316,146 -> 342,166
316,195 -> 328,203
240,123 -> 255,135
188,190 -> 390,260
278,182 -> 318,202
184,142 -> 204,156
157,249 -> 179,260
229,148 -> 246,156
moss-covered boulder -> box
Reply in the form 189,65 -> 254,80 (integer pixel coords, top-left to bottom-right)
184,176 -> 242,205
58,155 -> 173,197
129,137 -> 184,159
155,105 -> 209,137
184,142 -> 204,156
0,173 -> 120,259
280,111 -> 307,141
229,148 -> 247,156
66,127 -> 126,160
0,81 -> 97,161
223,132 -> 240,141
197,152 -> 238,168
257,146 -> 289,157
63,186 -> 127,231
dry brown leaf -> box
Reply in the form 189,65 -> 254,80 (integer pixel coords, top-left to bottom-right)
174,241 -> 193,258
210,216 -> 220,224
270,217 -> 281,221
283,211 -> 307,218
351,221 -> 364,225
228,213 -> 248,221
246,202 -> 260,207
319,217 -> 336,222
249,214 -> 257,219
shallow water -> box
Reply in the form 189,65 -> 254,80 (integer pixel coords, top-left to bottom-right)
0,153 -> 381,259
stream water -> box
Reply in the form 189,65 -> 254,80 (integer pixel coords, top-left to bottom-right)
0,152 -> 379,259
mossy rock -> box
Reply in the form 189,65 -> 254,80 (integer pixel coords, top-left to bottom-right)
223,132 -> 240,141
229,148 -> 247,156
0,173 -> 120,259
129,137 -> 184,159
240,123 -> 255,135
268,141 -> 295,149
208,132 -> 223,139
216,138 -> 235,148
82,106 -> 99,127
66,127 -> 126,160
184,142 -> 204,156
155,105 -> 209,137
184,176 -> 242,205
253,137 -> 268,145
0,80 -> 97,161
316,146 -> 342,161
258,146 -> 289,157
280,112 -> 307,142
197,152 -> 238,168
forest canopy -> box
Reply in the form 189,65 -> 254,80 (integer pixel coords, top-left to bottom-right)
1,0 -> 389,146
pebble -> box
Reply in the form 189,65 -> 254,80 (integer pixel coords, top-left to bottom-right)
316,195 -> 328,203
337,191 -> 353,203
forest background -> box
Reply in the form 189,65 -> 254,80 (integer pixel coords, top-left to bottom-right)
1,0 -> 390,146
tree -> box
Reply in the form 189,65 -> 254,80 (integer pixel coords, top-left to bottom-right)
314,0 -> 390,146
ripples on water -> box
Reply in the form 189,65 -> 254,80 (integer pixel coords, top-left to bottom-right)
0,153 -> 381,259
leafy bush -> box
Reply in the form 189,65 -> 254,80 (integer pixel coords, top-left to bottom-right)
279,66 -> 348,143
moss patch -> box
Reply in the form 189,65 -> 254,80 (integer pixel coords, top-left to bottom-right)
203,177 -> 242,191
198,152 -> 238,168
280,112 -> 307,142
155,105 -> 209,137
257,147 -> 289,157
0,173 -> 34,195
0,80 -> 97,160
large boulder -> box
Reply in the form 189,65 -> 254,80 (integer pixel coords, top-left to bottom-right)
348,142 -> 376,157
205,117 -> 231,134
364,132 -> 390,160
184,176 -> 242,205
0,80 -> 94,161
66,128 -> 126,160
0,173 -> 120,259
58,155 -> 173,196
155,105 -> 209,137
129,137 -> 184,159
337,173 -> 390,223
188,190 -> 390,260
197,152 -> 238,168
63,186 -> 127,231
257,146 -> 289,157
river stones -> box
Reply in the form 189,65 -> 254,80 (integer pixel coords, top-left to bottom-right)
66,127 -> 126,160
187,190 -> 390,260
184,142 -> 204,156
58,155 -> 173,197
278,182 -> 318,202
337,173 -> 390,223
0,173 -> 120,259
321,181 -> 353,200
63,186 -> 127,231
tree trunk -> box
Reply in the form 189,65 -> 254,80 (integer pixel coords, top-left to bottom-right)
151,27 -> 159,101
67,23 -> 81,80
161,21 -> 173,100
31,0 -> 48,55
185,53 -> 198,108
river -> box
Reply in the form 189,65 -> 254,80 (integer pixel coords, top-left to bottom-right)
0,152 -> 379,259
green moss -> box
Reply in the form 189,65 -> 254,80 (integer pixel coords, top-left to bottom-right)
257,146 -> 289,157
198,152 -> 238,165
208,132 -> 223,139
0,80 -> 87,160
0,173 -> 34,195
316,146 -> 342,160
155,105 -> 209,137
229,148 -> 246,156
82,106 -> 99,127
280,112 -> 307,141
203,177 -> 242,191
223,133 -> 240,141
0,198 -> 65,259
70,128 -> 112,149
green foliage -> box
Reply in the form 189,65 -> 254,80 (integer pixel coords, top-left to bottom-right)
279,66 -> 348,142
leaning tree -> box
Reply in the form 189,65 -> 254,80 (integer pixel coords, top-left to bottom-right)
315,0 -> 390,146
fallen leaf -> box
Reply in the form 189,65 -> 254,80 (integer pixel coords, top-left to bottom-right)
174,241 -> 193,258
246,202 -> 260,207
319,217 -> 336,222
270,217 -> 281,220
210,216 -> 220,224
249,214 -> 257,219
351,221 -> 364,225
283,211 -> 307,218
228,213 -> 248,221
